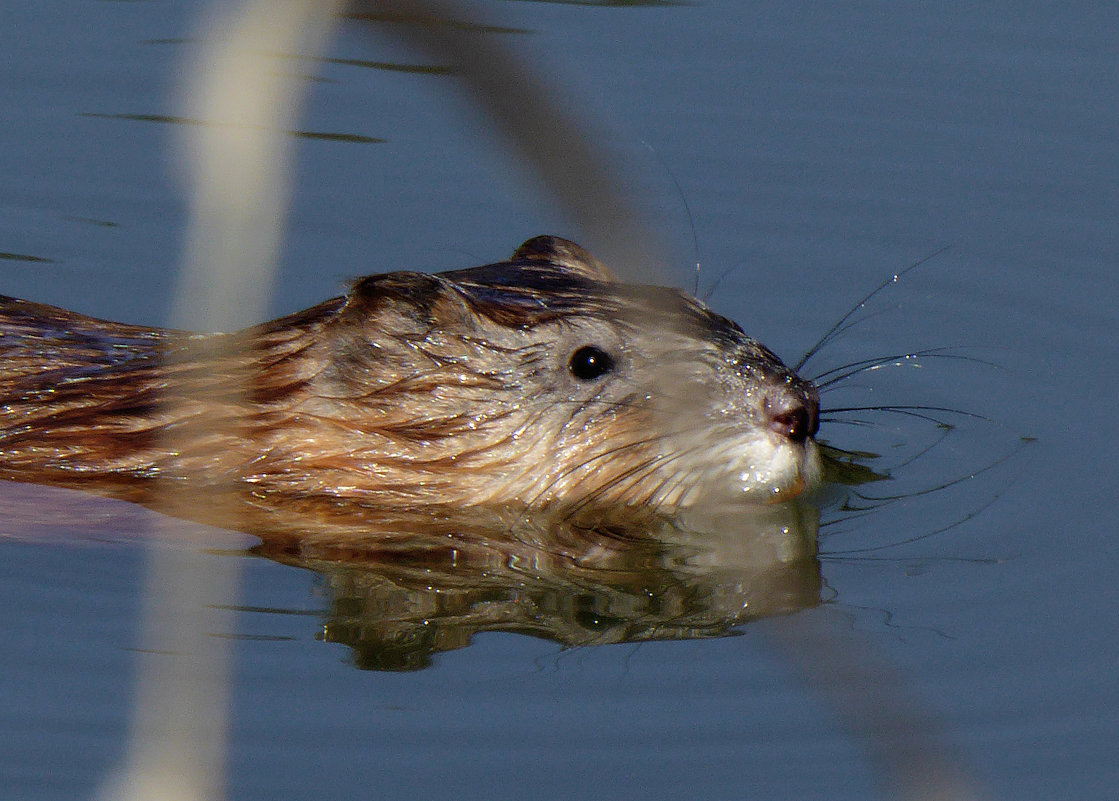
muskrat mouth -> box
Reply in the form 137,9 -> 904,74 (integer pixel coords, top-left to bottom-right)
720,435 -> 822,508
765,475 -> 807,504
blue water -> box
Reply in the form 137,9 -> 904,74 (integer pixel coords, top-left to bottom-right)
1,2 -> 1117,800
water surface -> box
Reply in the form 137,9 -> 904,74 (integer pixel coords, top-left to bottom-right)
1,2 -> 1116,800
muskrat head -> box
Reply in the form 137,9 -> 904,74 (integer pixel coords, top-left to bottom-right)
255,236 -> 821,511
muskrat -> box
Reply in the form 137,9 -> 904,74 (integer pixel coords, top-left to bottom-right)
0,236 -> 821,511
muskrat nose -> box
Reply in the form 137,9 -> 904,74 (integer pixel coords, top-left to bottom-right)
764,391 -> 819,444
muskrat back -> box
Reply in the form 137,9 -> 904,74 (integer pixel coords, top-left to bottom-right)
0,236 -> 821,510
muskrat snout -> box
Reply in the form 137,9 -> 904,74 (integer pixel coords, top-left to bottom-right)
763,381 -> 820,444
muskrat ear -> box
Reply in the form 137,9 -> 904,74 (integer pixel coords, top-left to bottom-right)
343,272 -> 476,332
512,236 -> 617,282
348,272 -> 443,312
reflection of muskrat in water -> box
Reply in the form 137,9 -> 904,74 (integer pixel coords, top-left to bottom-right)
0,235 -> 821,510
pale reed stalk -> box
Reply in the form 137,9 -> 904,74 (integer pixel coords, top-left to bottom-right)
99,3 -> 345,800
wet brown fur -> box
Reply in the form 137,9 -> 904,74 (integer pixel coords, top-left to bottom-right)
0,237 -> 818,511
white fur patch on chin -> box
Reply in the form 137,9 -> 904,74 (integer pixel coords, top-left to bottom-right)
692,434 -> 822,506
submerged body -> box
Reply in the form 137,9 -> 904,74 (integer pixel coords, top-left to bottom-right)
0,236 -> 821,511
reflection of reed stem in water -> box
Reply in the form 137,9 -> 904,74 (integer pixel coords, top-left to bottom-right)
766,612 -> 991,801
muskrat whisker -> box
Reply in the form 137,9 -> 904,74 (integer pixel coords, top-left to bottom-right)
844,445 -> 1021,504
639,434 -> 745,514
818,442 -> 880,462
522,431 -> 673,508
560,455 -> 667,518
572,435 -> 681,491
889,424 -> 954,470
560,387 -> 629,431
819,513 -> 878,532
810,346 -> 959,382
823,492 -> 899,523
794,245 -> 950,373
624,449 -> 707,513
811,348 -> 981,389
700,263 -> 741,304
578,453 -> 684,517
844,408 -> 966,428
818,417 -> 881,428
638,140 -> 702,298
825,404 -> 987,422
557,435 -> 697,515
834,495 -> 897,515
822,410 -> 942,432
811,306 -> 898,351
819,494 -> 1001,556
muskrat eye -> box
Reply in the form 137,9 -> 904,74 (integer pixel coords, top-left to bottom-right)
568,345 -> 615,381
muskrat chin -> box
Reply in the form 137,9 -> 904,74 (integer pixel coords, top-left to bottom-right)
668,433 -> 824,508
